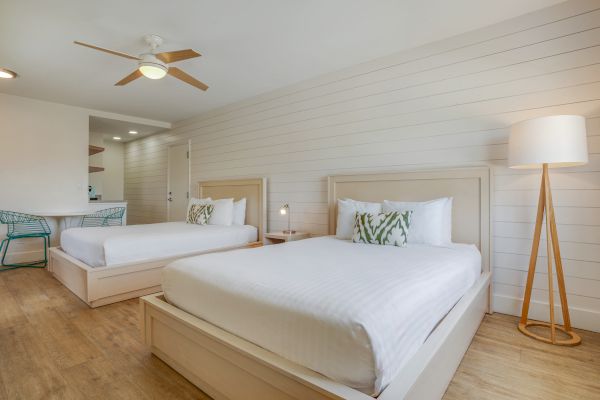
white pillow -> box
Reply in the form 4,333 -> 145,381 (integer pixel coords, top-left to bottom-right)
443,197 -> 453,244
383,197 -> 451,245
336,198 -> 382,239
186,197 -> 211,221
233,198 -> 246,225
207,198 -> 234,226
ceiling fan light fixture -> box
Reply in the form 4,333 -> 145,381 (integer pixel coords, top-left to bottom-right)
138,54 -> 167,79
139,64 -> 167,79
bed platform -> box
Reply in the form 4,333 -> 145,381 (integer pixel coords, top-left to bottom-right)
49,178 -> 266,308
140,167 -> 491,399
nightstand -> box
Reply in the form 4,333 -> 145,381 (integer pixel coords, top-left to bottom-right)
264,231 -> 310,245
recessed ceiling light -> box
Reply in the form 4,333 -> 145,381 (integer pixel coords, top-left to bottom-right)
0,68 -> 17,79
113,136 -> 122,140
128,130 -> 138,135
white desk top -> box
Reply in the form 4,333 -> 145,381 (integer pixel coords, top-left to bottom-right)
29,211 -> 90,217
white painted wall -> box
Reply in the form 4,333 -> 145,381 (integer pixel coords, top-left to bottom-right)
125,0 -> 600,331
0,93 -> 89,212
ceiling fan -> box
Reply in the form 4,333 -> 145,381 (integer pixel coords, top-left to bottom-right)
74,34 -> 208,91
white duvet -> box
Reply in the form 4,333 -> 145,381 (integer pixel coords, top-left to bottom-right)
163,236 -> 481,395
60,222 -> 257,267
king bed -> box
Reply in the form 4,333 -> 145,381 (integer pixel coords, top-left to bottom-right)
140,167 -> 491,399
48,178 -> 266,308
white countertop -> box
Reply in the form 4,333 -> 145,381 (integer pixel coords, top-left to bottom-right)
30,211 -> 90,217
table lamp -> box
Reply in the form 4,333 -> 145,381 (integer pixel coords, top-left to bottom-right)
509,114 -> 588,346
280,203 -> 295,234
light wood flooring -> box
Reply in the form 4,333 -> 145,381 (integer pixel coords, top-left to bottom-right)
0,268 -> 599,400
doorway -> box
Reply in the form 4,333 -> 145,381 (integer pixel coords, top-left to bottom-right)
167,142 -> 190,221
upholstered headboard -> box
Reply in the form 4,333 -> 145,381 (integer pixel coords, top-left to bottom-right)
328,167 -> 491,273
198,178 -> 267,241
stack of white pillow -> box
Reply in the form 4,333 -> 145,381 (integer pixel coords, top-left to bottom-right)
186,197 -> 247,225
336,197 -> 453,246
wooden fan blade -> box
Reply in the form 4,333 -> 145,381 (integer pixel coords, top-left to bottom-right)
155,49 -> 201,63
168,67 -> 208,91
74,41 -> 140,60
115,69 -> 143,86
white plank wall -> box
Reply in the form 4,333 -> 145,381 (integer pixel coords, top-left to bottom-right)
125,0 -> 600,332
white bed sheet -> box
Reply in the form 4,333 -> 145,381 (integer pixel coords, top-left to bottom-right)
60,222 -> 257,267
162,236 -> 481,396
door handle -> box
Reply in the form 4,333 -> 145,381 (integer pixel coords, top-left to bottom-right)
167,197 -> 173,202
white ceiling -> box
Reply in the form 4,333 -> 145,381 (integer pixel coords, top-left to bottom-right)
0,0 -> 565,123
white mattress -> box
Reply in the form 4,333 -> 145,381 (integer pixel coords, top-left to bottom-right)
60,222 -> 257,267
163,236 -> 481,395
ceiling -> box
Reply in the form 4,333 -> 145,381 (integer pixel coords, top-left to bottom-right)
0,0 -> 565,123
90,116 -> 166,142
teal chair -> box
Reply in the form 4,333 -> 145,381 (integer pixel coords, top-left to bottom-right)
0,211 -> 51,270
80,207 -> 125,227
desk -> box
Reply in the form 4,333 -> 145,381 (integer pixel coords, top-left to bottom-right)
29,211 -> 90,246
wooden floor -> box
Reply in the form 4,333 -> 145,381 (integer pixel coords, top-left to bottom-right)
0,269 -> 599,400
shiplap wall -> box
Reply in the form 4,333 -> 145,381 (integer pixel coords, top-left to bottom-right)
125,0 -> 600,332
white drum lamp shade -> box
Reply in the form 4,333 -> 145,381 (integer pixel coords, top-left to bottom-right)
509,115 -> 588,169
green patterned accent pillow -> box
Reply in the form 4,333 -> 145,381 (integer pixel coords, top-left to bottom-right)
186,204 -> 214,225
352,211 -> 412,247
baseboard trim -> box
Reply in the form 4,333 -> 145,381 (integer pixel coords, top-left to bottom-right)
493,294 -> 600,333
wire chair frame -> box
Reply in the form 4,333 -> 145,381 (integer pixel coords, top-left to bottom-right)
0,210 -> 52,270
80,207 -> 126,227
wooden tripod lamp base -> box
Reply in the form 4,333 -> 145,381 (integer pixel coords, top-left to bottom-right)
518,164 -> 581,346
518,321 -> 580,346
508,115 -> 588,347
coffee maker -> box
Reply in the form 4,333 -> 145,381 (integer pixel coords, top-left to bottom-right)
88,185 -> 97,200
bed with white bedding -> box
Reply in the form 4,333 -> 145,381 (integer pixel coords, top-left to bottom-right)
61,222 -> 257,267
48,178 -> 266,308
163,236 -> 481,396
140,168 -> 491,400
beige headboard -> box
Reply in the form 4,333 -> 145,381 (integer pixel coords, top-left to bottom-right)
198,178 -> 267,241
328,167 -> 491,273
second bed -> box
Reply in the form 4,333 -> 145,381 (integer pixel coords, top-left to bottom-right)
49,178 -> 266,307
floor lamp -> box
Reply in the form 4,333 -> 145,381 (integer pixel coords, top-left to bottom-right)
509,115 -> 588,346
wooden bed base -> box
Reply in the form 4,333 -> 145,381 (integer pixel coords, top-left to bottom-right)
49,242 -> 261,308
141,272 -> 490,400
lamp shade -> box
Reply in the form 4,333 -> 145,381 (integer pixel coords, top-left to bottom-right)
508,115 -> 588,169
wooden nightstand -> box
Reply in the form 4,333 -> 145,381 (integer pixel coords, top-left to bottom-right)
264,231 -> 310,245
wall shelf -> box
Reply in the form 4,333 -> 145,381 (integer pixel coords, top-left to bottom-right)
89,145 -> 105,173
89,145 -> 105,156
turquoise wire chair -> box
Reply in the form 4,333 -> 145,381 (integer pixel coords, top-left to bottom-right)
0,211 -> 51,270
80,207 -> 126,227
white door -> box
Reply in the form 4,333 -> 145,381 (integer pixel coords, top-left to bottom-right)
167,143 -> 190,221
